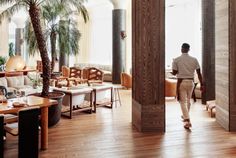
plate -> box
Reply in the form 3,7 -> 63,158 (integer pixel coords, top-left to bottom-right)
12,102 -> 26,107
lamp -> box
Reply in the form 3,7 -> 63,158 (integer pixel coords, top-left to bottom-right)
5,55 -> 25,71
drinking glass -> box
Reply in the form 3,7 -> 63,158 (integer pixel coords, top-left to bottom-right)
0,95 -> 4,105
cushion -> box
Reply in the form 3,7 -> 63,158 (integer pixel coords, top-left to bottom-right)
7,87 -> 17,93
6,76 -> 24,88
104,73 -> 112,82
0,77 -> 8,87
13,85 -> 32,90
24,76 -> 33,86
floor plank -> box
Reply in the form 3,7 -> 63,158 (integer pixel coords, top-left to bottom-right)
4,90 -> 236,158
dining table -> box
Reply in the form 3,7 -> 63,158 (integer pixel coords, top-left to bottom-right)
0,95 -> 58,150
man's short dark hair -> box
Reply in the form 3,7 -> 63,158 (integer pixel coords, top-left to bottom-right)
182,43 -> 190,50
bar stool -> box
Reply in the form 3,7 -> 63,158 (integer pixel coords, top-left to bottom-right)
113,85 -> 123,107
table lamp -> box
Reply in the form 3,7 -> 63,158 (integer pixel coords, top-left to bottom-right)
5,55 -> 25,71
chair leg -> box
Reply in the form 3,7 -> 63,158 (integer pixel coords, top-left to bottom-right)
0,115 -> 4,158
18,108 -> 39,158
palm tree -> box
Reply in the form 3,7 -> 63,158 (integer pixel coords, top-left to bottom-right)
25,1 -> 86,72
0,0 -> 88,97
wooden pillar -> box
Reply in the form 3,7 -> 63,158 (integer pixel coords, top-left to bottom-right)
215,0 -> 229,131
202,0 -> 215,104
229,0 -> 236,131
215,0 -> 236,131
132,0 -> 165,132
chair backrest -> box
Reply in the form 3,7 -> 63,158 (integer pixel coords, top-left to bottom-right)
121,73 -> 132,89
36,60 -> 43,72
18,106 -> 40,158
87,67 -> 104,81
62,66 -> 70,78
0,85 -> 8,98
0,115 -> 4,158
69,67 -> 82,78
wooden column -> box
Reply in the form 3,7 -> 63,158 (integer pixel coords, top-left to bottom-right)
215,0 -> 229,131
215,0 -> 236,131
112,9 -> 126,84
132,0 -> 165,132
202,0 -> 215,104
229,0 -> 236,131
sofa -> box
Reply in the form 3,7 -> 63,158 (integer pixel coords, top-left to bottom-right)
74,63 -> 112,82
0,76 -> 32,93
0,72 -> 40,94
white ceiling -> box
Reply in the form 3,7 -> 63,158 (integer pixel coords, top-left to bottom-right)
85,0 -> 112,8
166,0 -> 195,7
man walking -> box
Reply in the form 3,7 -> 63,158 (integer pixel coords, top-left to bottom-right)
172,43 -> 204,129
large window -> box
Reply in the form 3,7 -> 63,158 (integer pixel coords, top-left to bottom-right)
166,0 -> 202,69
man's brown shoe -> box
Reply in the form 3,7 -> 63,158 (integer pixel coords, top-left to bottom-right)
184,122 -> 192,129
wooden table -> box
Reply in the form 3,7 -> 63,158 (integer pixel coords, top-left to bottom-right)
52,87 -> 93,119
91,84 -> 113,113
0,96 -> 58,150
0,69 -> 36,77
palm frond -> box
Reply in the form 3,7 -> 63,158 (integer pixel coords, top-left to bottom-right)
0,1 -> 27,23
77,5 -> 89,23
58,20 -> 81,55
56,0 -> 89,23
69,28 -> 81,55
24,20 -> 38,56
0,0 -> 17,6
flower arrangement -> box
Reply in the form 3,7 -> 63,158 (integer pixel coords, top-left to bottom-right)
27,72 -> 42,89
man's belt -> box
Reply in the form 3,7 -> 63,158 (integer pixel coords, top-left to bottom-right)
178,78 -> 194,80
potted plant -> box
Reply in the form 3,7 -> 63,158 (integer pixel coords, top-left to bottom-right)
0,56 -> 6,71
24,1 -> 88,72
8,42 -> 15,57
27,72 -> 41,89
0,0 -> 89,126
0,0 -> 88,97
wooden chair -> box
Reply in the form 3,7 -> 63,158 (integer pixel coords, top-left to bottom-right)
121,73 -> 132,89
62,66 -> 70,78
55,66 -> 70,87
67,67 -> 87,86
165,79 -> 177,97
4,107 -> 40,158
86,67 -> 104,85
36,60 -> 43,72
69,67 -> 82,78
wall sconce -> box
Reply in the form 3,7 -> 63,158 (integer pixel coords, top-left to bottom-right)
120,30 -> 127,39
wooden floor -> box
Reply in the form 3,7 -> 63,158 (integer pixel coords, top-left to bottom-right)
4,90 -> 236,158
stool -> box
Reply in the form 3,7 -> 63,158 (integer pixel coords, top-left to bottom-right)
113,85 -> 123,107
206,100 -> 216,117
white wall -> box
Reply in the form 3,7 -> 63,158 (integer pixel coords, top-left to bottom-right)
166,0 -> 202,69
0,18 -> 9,56
86,4 -> 113,65
76,0 -> 132,73
75,2 -> 113,65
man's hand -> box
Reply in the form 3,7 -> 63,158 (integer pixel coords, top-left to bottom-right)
200,84 -> 205,92
172,70 -> 178,76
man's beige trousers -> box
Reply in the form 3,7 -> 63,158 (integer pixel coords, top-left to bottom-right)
179,80 -> 194,120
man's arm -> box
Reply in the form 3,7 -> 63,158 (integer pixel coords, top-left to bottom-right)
196,68 -> 204,91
